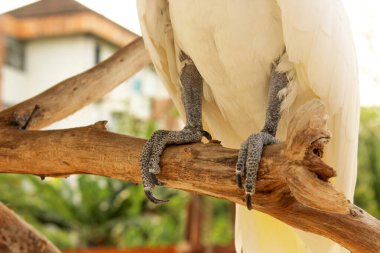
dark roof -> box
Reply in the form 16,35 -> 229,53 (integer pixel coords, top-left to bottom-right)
9,0 -> 92,18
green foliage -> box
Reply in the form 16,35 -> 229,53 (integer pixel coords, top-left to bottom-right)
208,198 -> 234,245
0,174 -> 188,249
112,112 -> 157,139
355,107 -> 380,218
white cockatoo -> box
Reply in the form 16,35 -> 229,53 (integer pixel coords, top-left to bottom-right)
137,0 -> 359,252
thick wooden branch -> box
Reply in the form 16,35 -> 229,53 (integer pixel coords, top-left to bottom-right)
0,37 -> 150,130
0,100 -> 379,253
0,203 -> 60,253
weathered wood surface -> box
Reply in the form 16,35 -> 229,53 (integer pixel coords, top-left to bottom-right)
0,203 -> 60,253
0,101 -> 379,252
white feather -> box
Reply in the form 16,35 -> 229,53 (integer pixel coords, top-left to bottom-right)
276,0 -> 359,199
137,0 -> 359,252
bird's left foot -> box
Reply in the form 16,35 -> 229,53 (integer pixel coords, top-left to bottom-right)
235,132 -> 279,209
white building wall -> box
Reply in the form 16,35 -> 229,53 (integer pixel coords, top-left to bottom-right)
25,35 -> 95,97
2,34 -> 169,131
3,66 -> 28,105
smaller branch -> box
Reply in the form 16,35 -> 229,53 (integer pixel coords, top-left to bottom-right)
0,203 -> 61,253
0,100 -> 379,252
0,37 -> 150,130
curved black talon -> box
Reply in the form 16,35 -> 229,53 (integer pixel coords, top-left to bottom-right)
246,193 -> 253,210
144,188 -> 169,204
150,173 -> 165,186
236,173 -> 243,189
201,130 -> 212,141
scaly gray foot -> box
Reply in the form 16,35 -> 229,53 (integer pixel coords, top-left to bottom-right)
140,126 -> 211,204
140,51 -> 208,204
236,132 -> 279,209
236,57 -> 289,210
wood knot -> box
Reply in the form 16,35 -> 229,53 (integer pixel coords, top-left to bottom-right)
11,105 -> 41,130
350,206 -> 364,217
37,240 -> 47,251
93,121 -> 108,130
303,136 -> 335,181
184,147 -> 200,158
308,137 -> 330,159
208,139 -> 221,144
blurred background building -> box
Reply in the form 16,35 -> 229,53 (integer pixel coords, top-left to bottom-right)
0,0 -> 379,253
0,0 -> 179,131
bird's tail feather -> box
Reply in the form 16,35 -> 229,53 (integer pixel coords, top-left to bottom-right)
235,206 -> 349,253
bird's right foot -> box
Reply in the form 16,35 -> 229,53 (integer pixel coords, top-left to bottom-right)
140,127 -> 211,204
235,132 -> 279,209
235,56 -> 289,210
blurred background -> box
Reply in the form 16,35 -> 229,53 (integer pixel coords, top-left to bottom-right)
0,0 -> 378,253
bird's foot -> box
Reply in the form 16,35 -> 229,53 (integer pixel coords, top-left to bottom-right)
235,131 -> 279,210
140,126 -> 212,204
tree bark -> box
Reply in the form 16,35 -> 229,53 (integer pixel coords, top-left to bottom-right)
0,101 -> 379,253
0,203 -> 60,253
0,37 -> 379,253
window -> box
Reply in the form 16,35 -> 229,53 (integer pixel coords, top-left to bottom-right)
94,43 -> 101,65
5,37 -> 25,70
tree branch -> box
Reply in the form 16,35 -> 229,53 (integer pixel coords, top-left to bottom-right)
0,203 -> 60,253
0,37 -> 151,130
0,100 -> 379,252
